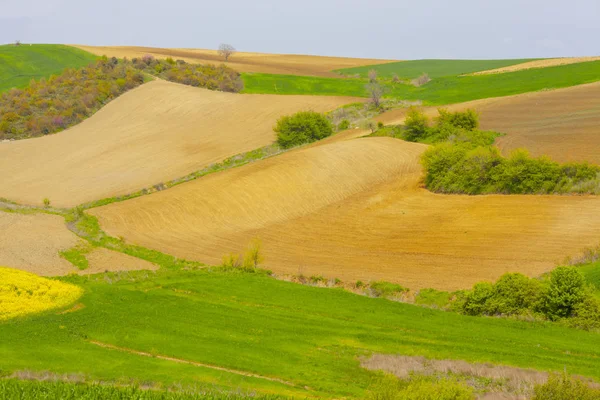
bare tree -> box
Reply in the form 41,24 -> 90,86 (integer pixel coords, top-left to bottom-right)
368,69 -> 378,83
411,73 -> 431,87
218,43 -> 236,61
365,82 -> 386,108
15,40 -> 21,46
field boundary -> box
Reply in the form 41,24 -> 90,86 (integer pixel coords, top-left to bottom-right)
88,340 -> 296,387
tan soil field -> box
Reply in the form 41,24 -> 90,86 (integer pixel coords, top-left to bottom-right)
73,45 -> 395,77
0,212 -> 79,276
83,248 -> 158,275
91,137 -> 600,291
471,56 -> 600,75
0,80 -> 358,207
0,211 -> 157,276
478,81 -> 600,163
377,82 -> 600,164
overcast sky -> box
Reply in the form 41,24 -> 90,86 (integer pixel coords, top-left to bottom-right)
1,0 -> 598,60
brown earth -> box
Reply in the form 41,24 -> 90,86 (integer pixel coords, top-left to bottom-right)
0,80 -> 359,207
91,136 -> 600,291
376,82 -> 600,164
470,56 -> 600,75
0,211 -> 157,276
72,45 -> 395,78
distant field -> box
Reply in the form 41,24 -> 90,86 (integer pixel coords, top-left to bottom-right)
2,268 -> 600,398
0,80 -> 357,207
243,60 -> 600,105
336,58 -> 537,79
0,44 -> 97,92
471,56 -> 600,75
72,45 -> 395,78
91,137 -> 600,291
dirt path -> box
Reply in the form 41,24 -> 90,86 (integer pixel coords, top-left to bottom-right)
88,340 -> 296,387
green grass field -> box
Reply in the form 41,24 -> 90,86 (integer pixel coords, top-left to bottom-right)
0,44 -> 97,92
242,60 -> 600,105
336,58 -> 538,79
2,268 -> 600,398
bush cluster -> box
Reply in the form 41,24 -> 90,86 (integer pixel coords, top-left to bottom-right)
130,55 -> 243,92
0,57 -> 145,139
274,111 -> 333,148
412,109 -> 600,195
368,374 -> 474,400
454,266 -> 600,329
533,372 -> 600,400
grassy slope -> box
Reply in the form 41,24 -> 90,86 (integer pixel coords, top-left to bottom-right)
336,58 -> 538,79
0,44 -> 97,92
242,60 -> 600,105
2,269 -> 600,398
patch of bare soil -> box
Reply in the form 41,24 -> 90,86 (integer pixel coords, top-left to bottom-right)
82,248 -> 158,275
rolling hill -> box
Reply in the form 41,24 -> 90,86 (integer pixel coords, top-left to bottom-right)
0,44 -> 97,92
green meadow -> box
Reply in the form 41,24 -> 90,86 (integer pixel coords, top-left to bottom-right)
0,44 -> 97,92
335,58 -> 538,79
2,268 -> 600,398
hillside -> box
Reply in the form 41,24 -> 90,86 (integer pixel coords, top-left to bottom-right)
72,45 -> 396,78
91,136 -> 600,290
0,44 -> 97,92
0,80 -> 358,207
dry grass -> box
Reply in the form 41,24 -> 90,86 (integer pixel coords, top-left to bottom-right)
91,136 -> 600,291
470,56 -> 600,75
72,45 -> 396,78
0,80 -> 358,207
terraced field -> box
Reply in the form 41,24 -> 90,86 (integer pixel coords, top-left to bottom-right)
0,80 -> 357,207
91,136 -> 600,290
72,45 -> 395,78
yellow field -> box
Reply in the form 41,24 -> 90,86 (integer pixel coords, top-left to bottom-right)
471,56 -> 600,75
73,45 -> 395,78
91,136 -> 600,291
0,80 -> 358,207
0,267 -> 82,321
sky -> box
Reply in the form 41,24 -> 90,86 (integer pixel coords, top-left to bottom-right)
1,0 -> 599,60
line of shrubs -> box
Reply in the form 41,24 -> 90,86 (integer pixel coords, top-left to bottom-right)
420,265 -> 600,331
0,57 -> 145,139
0,55 -> 244,140
130,54 -> 243,93
404,108 -> 600,195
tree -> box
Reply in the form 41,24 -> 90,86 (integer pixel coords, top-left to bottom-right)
274,111 -> 333,148
404,108 -> 429,141
15,40 -> 21,46
365,82 -> 386,108
540,266 -> 588,320
218,43 -> 236,61
368,69 -> 378,83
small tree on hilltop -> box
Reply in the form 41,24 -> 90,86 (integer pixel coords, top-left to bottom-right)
218,43 -> 236,61
15,40 -> 21,46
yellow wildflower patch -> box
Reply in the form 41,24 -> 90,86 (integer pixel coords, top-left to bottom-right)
0,267 -> 83,321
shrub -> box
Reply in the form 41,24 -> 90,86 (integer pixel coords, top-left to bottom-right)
403,109 -> 429,141
274,111 -> 333,148
437,108 -> 479,130
377,121 -> 385,129
338,119 -> 350,130
369,281 -> 407,298
242,239 -> 263,270
540,266 -> 588,320
482,273 -> 543,315
368,69 -> 378,83
461,282 -> 494,316
567,295 -> 600,331
533,372 -> 600,400
42,198 -> 51,207
411,73 -> 431,87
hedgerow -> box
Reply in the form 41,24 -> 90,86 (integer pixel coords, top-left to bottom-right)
0,55 -> 244,140
411,109 -> 600,195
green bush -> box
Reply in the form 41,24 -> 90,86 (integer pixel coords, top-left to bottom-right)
540,266 -> 589,320
567,295 -> 600,331
338,119 -> 350,130
533,372 -> 600,400
403,108 -> 429,141
436,108 -> 479,131
461,282 -> 494,316
274,111 -> 333,148
368,375 -> 474,400
369,281 -> 407,298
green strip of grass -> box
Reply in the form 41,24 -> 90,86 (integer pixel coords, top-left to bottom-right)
2,268 -> 600,398
58,242 -> 93,270
242,60 -> 600,105
0,44 -> 97,92
336,58 -> 539,79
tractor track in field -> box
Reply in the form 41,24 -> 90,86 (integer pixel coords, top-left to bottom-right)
88,340 -> 297,387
